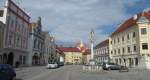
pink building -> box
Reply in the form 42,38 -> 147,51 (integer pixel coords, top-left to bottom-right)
0,0 -> 30,67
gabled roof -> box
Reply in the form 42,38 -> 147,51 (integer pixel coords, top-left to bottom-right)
94,39 -> 109,49
58,47 -> 81,52
111,11 -> 150,36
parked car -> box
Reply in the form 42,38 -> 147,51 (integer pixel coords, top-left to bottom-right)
102,62 -> 121,70
0,64 -> 16,80
57,62 -> 64,67
46,62 -> 58,69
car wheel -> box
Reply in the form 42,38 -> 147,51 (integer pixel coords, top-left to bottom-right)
108,67 -> 111,71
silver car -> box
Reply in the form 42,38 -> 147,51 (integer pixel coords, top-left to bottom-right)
46,62 -> 58,69
102,62 -> 121,70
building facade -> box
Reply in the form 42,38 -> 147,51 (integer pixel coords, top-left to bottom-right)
27,17 -> 45,66
43,32 -> 58,64
56,48 -> 65,63
58,47 -> 83,65
43,32 -> 51,65
0,0 -> 30,67
0,21 -> 4,63
94,39 -> 109,63
83,49 -> 91,64
110,11 -> 150,69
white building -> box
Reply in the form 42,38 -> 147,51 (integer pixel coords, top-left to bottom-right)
27,17 -> 45,66
94,39 -> 109,63
43,32 -> 58,64
0,0 -> 30,67
110,11 -> 150,69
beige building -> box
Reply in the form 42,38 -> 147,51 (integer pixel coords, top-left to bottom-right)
83,49 -> 91,64
58,47 -> 83,64
94,39 -> 109,63
110,11 -> 150,69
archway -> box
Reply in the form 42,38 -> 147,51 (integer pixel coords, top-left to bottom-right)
32,53 -> 39,65
7,52 -> 14,66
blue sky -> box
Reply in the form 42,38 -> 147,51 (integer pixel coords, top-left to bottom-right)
1,0 -> 150,45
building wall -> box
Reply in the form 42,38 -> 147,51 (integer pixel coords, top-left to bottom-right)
137,18 -> 150,69
0,0 -> 30,67
43,32 -> 57,64
64,52 -> 83,64
28,18 -> 45,66
94,39 -> 109,63
83,54 -> 91,64
111,26 -> 139,67
0,22 -> 4,63
110,14 -> 150,69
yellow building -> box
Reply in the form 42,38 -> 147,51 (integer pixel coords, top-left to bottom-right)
58,47 -> 83,65
110,11 -> 150,69
83,49 -> 91,64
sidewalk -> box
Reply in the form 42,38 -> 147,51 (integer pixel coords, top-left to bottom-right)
129,67 -> 150,72
15,65 -> 45,71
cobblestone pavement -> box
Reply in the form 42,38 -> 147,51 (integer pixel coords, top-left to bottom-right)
15,65 -> 150,80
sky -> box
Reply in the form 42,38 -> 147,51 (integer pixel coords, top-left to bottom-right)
1,0 -> 150,46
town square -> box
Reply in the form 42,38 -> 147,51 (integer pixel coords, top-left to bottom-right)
0,0 -> 150,80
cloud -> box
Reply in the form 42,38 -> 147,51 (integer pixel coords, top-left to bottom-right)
11,0 -> 138,44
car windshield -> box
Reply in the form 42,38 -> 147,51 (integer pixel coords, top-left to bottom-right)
0,0 -> 149,80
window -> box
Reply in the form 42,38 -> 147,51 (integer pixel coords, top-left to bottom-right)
127,46 -> 130,53
122,36 -> 124,42
134,45 -> 136,51
133,32 -> 136,37
127,34 -> 130,40
141,28 -> 147,35
114,50 -> 116,54
118,38 -> 120,43
34,39 -> 37,48
114,39 -> 116,44
122,47 -> 125,53
142,43 -> 148,50
118,49 -> 120,54
111,41 -> 112,44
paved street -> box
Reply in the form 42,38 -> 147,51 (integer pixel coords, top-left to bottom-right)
16,65 -> 150,80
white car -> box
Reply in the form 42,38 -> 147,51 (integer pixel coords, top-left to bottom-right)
46,62 -> 58,69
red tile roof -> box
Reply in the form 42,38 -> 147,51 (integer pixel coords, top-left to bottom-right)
58,47 -> 81,52
95,39 -> 109,49
111,11 -> 150,36
56,48 -> 64,55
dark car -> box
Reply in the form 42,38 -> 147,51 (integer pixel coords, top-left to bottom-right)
102,62 -> 121,70
0,64 -> 16,80
57,62 -> 64,67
